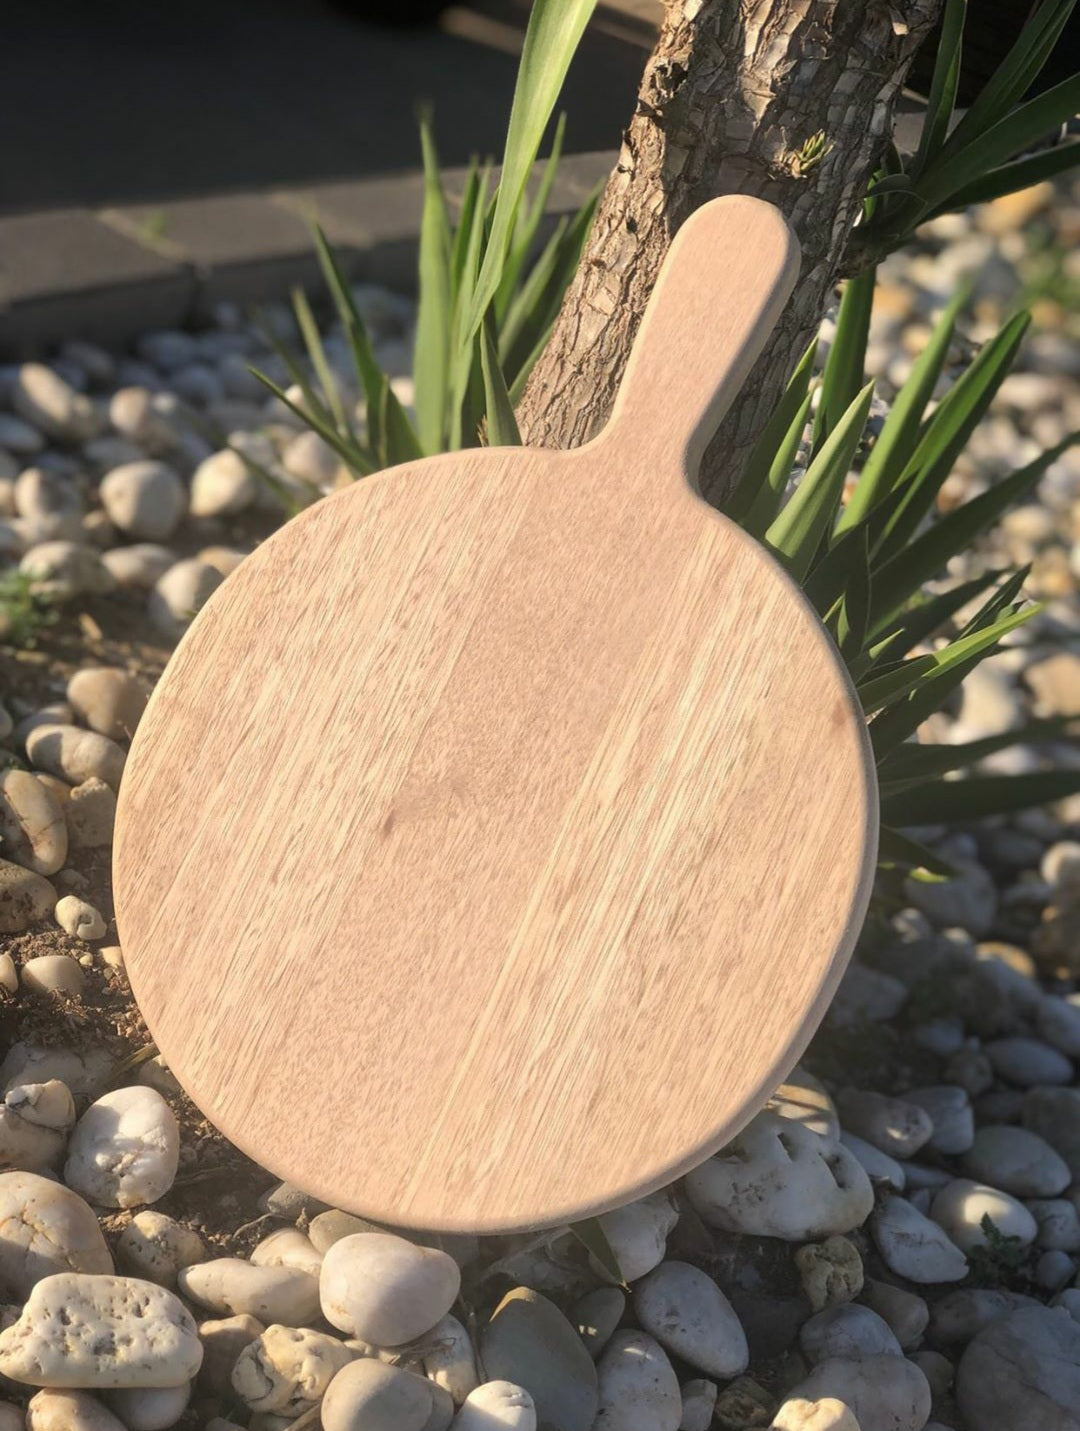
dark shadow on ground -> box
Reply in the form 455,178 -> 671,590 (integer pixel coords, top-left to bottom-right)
0,0 -> 646,213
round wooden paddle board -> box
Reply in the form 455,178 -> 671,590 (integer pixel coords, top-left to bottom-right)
114,197 -> 877,1233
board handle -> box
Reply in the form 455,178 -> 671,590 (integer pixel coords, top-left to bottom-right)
601,196 -> 801,483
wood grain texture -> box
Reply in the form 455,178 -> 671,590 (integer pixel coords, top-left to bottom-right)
114,198 -> 878,1233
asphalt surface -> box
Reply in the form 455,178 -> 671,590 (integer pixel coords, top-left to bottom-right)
2,0 -> 647,214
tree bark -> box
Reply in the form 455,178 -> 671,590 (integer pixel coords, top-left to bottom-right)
517,0 -> 942,502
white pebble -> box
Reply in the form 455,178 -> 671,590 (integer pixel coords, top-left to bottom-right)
100,461 -> 186,540
1036,995 -> 1080,1057
0,859 -> 57,934
179,1258 -> 320,1324
930,1178 -> 1037,1252
835,1089 -> 933,1159
13,364 -> 98,442
686,1111 -> 873,1241
0,1272 -> 201,1388
321,1359 -> 438,1431
67,667 -> 148,740
0,1169 -> 112,1294
590,1194 -> 678,1282
232,1323 -> 352,1414
799,1303 -> 901,1364
904,1086 -> 974,1155
55,895 -> 107,941
27,1389 -> 127,1431
986,1036 -> 1073,1086
595,1330 -> 680,1431
0,1080 -> 72,1170
105,1384 -> 190,1431
786,1355 -> 930,1431
147,558 -> 223,637
677,1379 -> 717,1431
319,1232 -> 460,1346
101,544 -> 176,590
26,723 -> 125,791
963,1124 -> 1070,1197
770,1398 -> 861,1430
64,1086 -> 179,1207
0,769 -> 68,875
871,1193 -> 969,1283
424,1312 -> 479,1403
189,449 -> 257,517
633,1260 -> 748,1379
22,953 -> 86,995
19,542 -> 114,601
66,777 -> 118,850
452,1381 -> 536,1430
839,1131 -> 905,1191
250,1227 -> 322,1278
1029,1198 -> 1080,1251
116,1210 -> 205,1285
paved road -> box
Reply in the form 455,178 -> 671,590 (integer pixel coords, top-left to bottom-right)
2,0 -> 648,214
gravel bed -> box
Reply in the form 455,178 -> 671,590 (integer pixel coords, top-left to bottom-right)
0,181 -> 1078,1431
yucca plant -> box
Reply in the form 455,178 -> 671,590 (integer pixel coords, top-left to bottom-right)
251,0 -> 597,473
722,283 -> 1079,874
260,0 -> 1080,874
857,0 -> 1079,259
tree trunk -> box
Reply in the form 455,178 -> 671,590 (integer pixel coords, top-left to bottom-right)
517,0 -> 942,502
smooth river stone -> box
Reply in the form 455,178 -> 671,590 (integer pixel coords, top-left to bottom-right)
798,1304 -> 902,1364
1023,1087 -> 1080,1179
871,1193 -> 968,1283
116,1210 -> 206,1286
0,1170 -> 112,1294
594,1330 -> 681,1431
64,1086 -> 180,1208
67,667 -> 149,740
930,1179 -> 1037,1252
963,1124 -> 1070,1197
423,1312 -> 479,1403
179,1259 -> 320,1324
104,1384 -> 191,1431
591,1194 -> 679,1282
685,1111 -> 873,1240
0,1273 -> 202,1388
956,1304 -> 1080,1431
633,1260 -> 748,1379
319,1232 -> 460,1346
834,1089 -> 934,1159
0,770 -> 67,875
787,1355 -> 931,1431
320,1359 -> 437,1431
0,859 -> 56,934
481,1288 -> 598,1431
250,1227 -> 323,1278
100,461 -> 186,540
0,1083 -> 69,1171
770,1399 -> 861,1431
25,723 -> 125,792
452,1380 -> 536,1430
19,542 -> 114,601
27,1389 -> 127,1431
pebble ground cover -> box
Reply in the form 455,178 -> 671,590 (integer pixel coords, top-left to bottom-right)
0,181 -> 1078,1431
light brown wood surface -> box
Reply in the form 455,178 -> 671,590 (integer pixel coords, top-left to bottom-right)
114,197 -> 878,1234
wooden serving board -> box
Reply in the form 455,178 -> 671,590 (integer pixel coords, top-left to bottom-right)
114,197 -> 877,1234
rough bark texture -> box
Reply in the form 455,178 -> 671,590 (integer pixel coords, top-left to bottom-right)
517,0 -> 942,502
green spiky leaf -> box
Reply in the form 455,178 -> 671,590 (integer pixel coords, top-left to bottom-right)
765,383 -> 874,582
883,770 -> 1080,826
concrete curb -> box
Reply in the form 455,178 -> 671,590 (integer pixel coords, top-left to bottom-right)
0,152 -> 613,356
